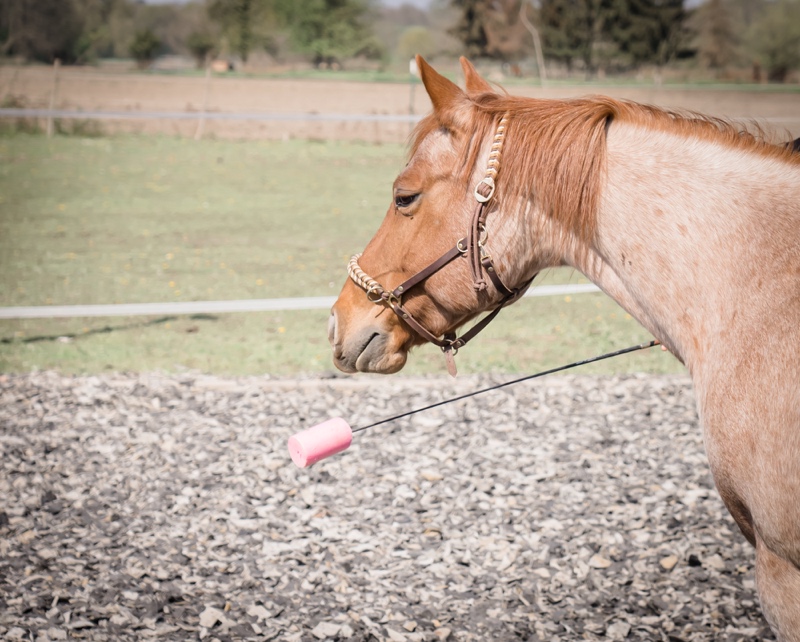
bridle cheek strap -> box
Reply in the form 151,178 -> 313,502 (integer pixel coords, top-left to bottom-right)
346,114 -> 535,376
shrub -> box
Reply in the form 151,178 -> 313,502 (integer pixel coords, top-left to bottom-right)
129,29 -> 161,69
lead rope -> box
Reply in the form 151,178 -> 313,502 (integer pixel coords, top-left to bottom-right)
352,340 -> 660,434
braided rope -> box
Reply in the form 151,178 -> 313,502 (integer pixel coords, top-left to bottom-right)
348,114 -> 511,301
484,113 -> 509,181
348,253 -> 384,295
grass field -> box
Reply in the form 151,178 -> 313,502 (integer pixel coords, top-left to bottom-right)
0,133 -> 682,376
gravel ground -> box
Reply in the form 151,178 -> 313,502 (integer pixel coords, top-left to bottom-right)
0,372 -> 774,641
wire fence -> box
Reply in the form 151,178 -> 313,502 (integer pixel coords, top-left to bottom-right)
3,63 -> 799,143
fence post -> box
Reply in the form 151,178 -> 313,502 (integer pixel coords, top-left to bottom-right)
46,59 -> 61,137
408,58 -> 418,136
1,66 -> 20,106
194,64 -> 211,141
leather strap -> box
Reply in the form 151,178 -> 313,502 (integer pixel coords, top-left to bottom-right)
388,299 -> 451,348
467,198 -> 490,291
481,254 -> 514,297
388,270 -> 535,353
391,245 -> 464,299
445,272 -> 536,351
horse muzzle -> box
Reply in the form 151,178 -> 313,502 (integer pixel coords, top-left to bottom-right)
328,308 -> 409,374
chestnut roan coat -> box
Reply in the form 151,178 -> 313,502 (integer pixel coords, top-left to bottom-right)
329,57 -> 800,639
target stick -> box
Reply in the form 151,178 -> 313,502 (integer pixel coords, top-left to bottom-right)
287,340 -> 660,468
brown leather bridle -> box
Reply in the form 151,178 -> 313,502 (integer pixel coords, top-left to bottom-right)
347,114 -> 535,375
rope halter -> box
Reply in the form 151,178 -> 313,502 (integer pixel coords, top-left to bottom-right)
346,113 -> 534,376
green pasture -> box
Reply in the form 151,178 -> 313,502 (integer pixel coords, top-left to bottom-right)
0,133 -> 683,376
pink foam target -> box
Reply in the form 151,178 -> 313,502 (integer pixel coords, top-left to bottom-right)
288,417 -> 353,468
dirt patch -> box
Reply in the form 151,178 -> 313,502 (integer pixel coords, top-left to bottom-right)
2,66 -> 799,143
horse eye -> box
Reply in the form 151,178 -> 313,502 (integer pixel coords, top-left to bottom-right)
394,193 -> 419,209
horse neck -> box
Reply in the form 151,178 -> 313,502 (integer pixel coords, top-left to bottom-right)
568,122 -> 800,376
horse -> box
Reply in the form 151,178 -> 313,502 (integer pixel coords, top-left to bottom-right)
328,56 -> 800,639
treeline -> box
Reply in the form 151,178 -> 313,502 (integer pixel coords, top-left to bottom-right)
1,0 -> 799,81
0,0 -> 384,68
457,0 -> 800,82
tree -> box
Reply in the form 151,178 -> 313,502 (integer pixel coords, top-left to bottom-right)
207,0 -> 274,62
187,31 -> 217,68
690,0 -> 737,71
0,0 -> 82,62
537,0 -> 688,75
748,0 -> 800,82
142,2 -> 218,62
0,0 -> 225,65
449,0 -> 486,57
129,28 -> 160,68
605,0 -> 687,69
539,0 -> 611,74
70,0 -> 123,62
449,0 -> 532,60
727,0 -> 767,28
396,25 -> 436,61
274,0 -> 384,68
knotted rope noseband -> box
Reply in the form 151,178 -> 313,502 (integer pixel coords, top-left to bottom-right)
347,114 -> 535,375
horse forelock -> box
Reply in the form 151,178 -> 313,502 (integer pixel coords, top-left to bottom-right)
408,94 -> 799,260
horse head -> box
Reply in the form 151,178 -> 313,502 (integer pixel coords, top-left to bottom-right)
329,57 -> 541,374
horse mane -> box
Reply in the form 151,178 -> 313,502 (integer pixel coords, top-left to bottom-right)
410,93 -> 799,251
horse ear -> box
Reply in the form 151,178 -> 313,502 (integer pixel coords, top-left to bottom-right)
460,57 -> 494,96
416,55 -> 466,115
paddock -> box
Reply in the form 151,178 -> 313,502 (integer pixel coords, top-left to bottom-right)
0,372 -> 773,641
2,63 -> 796,641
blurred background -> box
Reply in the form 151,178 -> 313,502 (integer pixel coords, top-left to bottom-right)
1,0 -> 799,377
2,0 -> 800,82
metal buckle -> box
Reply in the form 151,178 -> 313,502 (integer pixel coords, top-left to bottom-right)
457,226 -> 488,254
366,286 -> 402,307
441,343 -> 458,357
474,176 -> 496,203
366,285 -> 384,303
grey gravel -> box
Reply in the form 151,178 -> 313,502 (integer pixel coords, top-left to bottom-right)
0,371 -> 774,641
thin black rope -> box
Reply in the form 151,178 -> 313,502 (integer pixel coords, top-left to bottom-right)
352,339 -> 660,434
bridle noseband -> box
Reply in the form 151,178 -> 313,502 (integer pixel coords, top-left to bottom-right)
347,114 -> 535,375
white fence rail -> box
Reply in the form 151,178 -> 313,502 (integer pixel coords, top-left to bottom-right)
0,108 -> 420,123
0,284 -> 600,319
1,108 -> 798,126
